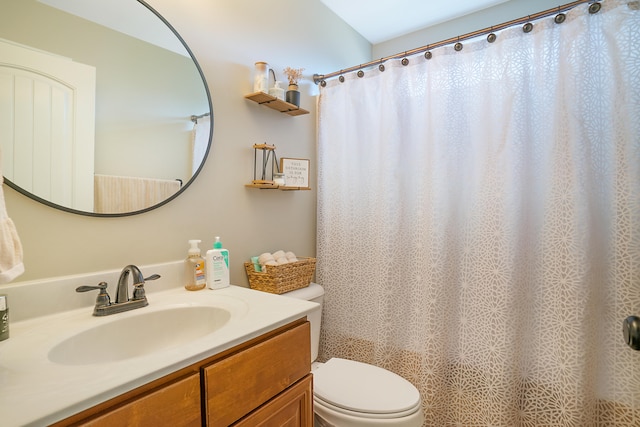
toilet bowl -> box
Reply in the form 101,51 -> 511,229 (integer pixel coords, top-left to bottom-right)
313,358 -> 423,426
282,283 -> 423,427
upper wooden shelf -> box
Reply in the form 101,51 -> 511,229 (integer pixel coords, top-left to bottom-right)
245,92 -> 309,116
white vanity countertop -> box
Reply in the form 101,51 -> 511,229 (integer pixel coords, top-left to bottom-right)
0,282 -> 318,427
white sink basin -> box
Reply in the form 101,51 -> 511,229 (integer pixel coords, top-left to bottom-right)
48,305 -> 231,365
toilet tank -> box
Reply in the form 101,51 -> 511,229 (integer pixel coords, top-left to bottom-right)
281,282 -> 324,362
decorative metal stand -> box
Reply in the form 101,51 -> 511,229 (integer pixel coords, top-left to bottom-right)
251,143 -> 280,188
245,143 -> 310,190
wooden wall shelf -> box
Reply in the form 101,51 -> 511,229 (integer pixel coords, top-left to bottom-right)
245,92 -> 309,116
245,183 -> 311,191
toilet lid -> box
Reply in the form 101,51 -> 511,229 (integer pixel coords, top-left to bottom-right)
313,358 -> 421,415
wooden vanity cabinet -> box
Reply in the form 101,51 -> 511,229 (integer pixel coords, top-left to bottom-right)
54,319 -> 312,427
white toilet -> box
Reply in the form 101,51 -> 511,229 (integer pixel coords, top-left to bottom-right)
284,283 -> 424,427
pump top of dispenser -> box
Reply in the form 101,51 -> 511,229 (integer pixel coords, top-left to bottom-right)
188,239 -> 202,256
213,236 -> 223,249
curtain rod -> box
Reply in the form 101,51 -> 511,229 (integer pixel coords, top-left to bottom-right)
313,0 -> 598,84
190,112 -> 210,123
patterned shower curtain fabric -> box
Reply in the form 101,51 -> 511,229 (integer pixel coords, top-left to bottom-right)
317,1 -> 640,426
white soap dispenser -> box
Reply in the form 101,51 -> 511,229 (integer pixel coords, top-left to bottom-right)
269,80 -> 285,101
206,236 -> 230,289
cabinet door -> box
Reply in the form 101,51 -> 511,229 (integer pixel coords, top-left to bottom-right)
204,322 -> 311,426
78,373 -> 201,427
234,375 -> 313,427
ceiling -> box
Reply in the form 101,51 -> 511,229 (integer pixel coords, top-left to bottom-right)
41,0 -> 510,51
320,0 -> 510,44
43,0 -> 511,48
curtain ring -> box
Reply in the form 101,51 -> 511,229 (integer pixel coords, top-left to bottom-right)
453,36 -> 463,51
379,59 -> 385,72
523,17 -> 533,33
357,69 -> 364,78
338,71 -> 345,83
589,2 -> 602,14
401,52 -> 409,66
320,80 -> 327,87
424,45 -> 432,60
555,7 -> 566,24
487,28 -> 497,43
451,36 -> 462,51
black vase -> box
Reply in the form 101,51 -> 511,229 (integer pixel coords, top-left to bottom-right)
286,89 -> 300,107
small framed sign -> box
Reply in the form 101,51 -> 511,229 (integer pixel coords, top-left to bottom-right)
280,158 -> 310,189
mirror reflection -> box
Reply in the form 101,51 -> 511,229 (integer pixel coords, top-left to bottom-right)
0,0 -> 211,216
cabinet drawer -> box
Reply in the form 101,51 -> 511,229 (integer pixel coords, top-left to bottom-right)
233,375 -> 313,427
78,373 -> 201,427
204,321 -> 311,426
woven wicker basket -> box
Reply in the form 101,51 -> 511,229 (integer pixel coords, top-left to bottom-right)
244,257 -> 316,294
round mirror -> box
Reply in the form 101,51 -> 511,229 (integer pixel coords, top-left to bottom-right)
0,0 -> 212,216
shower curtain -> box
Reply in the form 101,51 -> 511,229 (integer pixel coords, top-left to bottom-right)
316,1 -> 640,426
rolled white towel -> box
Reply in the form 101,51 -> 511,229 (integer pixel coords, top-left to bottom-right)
272,250 -> 286,260
285,251 -> 297,260
258,252 -> 274,265
276,257 -> 289,264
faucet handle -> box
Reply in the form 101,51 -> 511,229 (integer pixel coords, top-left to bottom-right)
132,273 -> 161,300
76,282 -> 111,308
132,283 -> 146,300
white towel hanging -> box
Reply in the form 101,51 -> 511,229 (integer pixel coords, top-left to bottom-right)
0,160 -> 24,284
